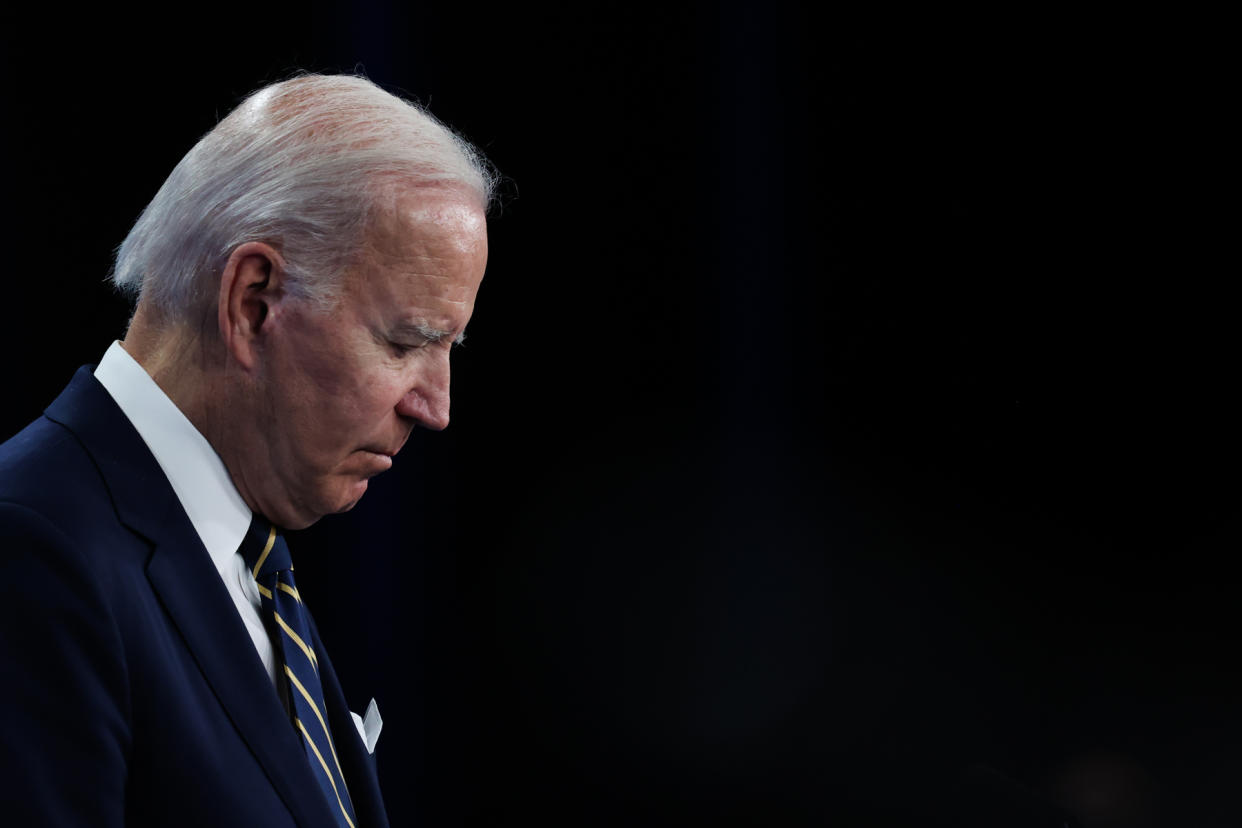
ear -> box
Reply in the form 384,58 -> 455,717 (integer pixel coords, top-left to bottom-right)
217,241 -> 287,371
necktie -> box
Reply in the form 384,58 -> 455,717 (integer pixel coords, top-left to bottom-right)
239,515 -> 358,828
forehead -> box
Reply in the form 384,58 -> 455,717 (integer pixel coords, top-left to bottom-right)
366,186 -> 487,259
344,187 -> 488,315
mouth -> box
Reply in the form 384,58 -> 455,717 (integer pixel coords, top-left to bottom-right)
359,447 -> 396,473
361,441 -> 402,458
359,431 -> 412,468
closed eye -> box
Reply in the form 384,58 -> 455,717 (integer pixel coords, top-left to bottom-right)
389,340 -> 425,356
387,322 -> 465,353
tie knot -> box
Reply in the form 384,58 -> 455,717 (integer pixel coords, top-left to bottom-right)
238,514 -> 293,579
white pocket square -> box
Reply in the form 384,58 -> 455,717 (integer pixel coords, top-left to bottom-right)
350,698 -> 383,754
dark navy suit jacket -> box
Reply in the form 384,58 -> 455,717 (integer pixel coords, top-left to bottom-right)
0,367 -> 390,827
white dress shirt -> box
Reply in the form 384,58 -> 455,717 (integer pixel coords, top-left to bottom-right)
94,341 -> 279,688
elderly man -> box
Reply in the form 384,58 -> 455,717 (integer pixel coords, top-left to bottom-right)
0,75 -> 492,827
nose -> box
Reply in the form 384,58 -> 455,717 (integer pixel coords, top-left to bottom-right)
395,352 -> 451,431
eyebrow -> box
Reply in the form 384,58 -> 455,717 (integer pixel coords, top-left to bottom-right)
395,321 -> 467,346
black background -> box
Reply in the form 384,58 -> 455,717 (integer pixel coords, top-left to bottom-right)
2,5 -> 1235,826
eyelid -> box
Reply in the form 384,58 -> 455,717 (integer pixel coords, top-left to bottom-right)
390,340 -> 422,354
390,324 -> 463,350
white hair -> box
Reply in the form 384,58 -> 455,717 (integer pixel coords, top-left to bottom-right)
111,74 -> 496,318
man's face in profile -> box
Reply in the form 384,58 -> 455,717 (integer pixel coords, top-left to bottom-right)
248,189 -> 488,528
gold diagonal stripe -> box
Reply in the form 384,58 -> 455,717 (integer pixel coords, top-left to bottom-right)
287,668 -> 352,803
277,581 -> 302,603
251,526 -> 277,578
275,612 -> 318,671
285,666 -> 333,758
257,583 -> 273,600
295,717 -> 356,828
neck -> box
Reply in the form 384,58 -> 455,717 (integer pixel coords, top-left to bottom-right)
122,303 -> 212,420
121,301 -> 257,511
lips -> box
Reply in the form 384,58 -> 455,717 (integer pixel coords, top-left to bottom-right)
356,450 -> 394,479
360,443 -> 402,458
361,430 -> 412,461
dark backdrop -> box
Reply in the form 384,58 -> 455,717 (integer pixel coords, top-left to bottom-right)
2,5 -> 1234,827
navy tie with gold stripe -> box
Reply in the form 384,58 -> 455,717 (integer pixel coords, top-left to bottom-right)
240,515 -> 357,828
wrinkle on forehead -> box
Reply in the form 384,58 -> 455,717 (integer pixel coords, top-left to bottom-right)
339,185 -> 488,338
408,200 -> 488,251
362,186 -> 488,264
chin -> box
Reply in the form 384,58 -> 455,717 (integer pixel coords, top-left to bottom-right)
330,479 -> 370,514
280,480 -> 368,529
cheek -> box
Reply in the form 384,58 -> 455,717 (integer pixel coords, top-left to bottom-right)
272,373 -> 365,448
317,371 -> 404,435
283,318 -> 368,395
288,350 -> 373,414
297,355 -> 358,397
272,338 -> 401,443
361,376 -> 407,418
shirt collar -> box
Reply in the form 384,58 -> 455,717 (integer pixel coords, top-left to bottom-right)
93,341 -> 252,580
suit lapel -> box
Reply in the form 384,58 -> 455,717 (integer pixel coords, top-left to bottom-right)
145,548 -> 339,828
46,368 -> 339,828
